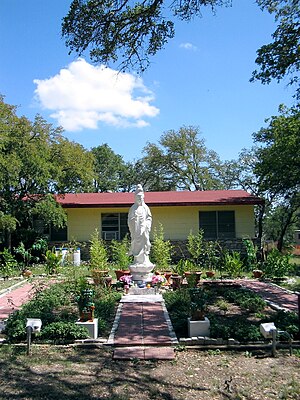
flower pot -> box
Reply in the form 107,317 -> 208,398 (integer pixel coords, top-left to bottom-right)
115,269 -> 130,280
164,271 -> 172,284
22,269 -> 32,278
206,271 -> 215,278
171,275 -> 182,290
91,269 -> 109,285
252,269 -> 263,279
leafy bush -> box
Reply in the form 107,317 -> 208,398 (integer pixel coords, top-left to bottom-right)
262,249 -> 293,279
163,289 -> 191,337
110,236 -> 132,268
40,322 -> 89,343
223,251 -> 244,278
151,223 -> 173,270
94,287 -> 122,335
89,229 -> 108,270
0,248 -> 18,277
44,249 -> 62,275
242,238 -> 258,270
264,310 -> 299,337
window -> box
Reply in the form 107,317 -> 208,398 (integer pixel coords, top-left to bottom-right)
32,218 -> 67,241
199,211 -> 235,239
101,213 -> 129,240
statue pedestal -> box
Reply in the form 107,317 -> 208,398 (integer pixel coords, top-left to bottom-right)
129,262 -> 154,283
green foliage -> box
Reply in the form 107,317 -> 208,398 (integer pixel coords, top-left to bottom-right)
0,96 -> 94,247
265,310 -> 299,337
110,236 -> 132,269
189,288 -> 208,317
44,249 -> 62,275
40,322 -> 89,343
262,248 -> 293,278
243,238 -> 258,270
163,289 -> 191,337
89,229 -> 108,270
91,144 -> 127,192
151,223 -> 173,270
94,287 -> 122,335
0,248 -> 18,277
223,251 -> 244,278
5,279 -> 121,342
14,242 -> 32,268
251,1 -> 300,99
5,281 -> 78,342
187,230 -> 205,265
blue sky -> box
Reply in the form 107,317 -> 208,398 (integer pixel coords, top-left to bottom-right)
0,0 -> 294,163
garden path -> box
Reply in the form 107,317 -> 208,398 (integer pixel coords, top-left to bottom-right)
0,282 -> 34,320
239,279 -> 299,313
108,293 -> 178,360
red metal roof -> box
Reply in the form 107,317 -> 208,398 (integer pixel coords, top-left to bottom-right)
55,190 -> 263,208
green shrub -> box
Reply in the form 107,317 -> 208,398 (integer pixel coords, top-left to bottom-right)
223,251 -> 244,278
89,229 -> 108,270
110,236 -> 132,269
262,249 -> 293,279
151,223 -> 173,270
94,287 -> 122,335
40,322 -> 89,343
242,238 -> 258,270
163,289 -> 191,337
0,248 -> 18,277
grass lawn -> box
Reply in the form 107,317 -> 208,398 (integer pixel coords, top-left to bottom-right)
0,345 -> 299,399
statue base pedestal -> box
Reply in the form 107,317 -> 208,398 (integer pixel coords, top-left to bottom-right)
129,262 -> 154,283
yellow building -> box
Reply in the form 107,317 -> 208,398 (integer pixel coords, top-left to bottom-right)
54,190 -> 263,247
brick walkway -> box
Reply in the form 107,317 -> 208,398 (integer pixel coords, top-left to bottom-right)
0,282 -> 34,320
109,294 -> 178,360
239,279 -> 299,313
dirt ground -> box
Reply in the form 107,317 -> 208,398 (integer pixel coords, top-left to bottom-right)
0,345 -> 299,400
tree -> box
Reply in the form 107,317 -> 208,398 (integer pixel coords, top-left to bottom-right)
141,126 -> 228,191
0,96 -> 94,247
62,0 -> 298,98
253,105 -> 300,195
252,0 -> 300,99
61,0 -> 230,72
91,144 -> 127,192
252,105 -> 300,250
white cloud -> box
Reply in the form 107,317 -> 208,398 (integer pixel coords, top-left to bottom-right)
34,58 -> 159,131
179,42 -> 198,51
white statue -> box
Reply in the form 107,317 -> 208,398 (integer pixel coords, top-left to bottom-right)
128,184 -> 154,281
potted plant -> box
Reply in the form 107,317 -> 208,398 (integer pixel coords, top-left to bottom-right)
89,229 -> 111,285
76,288 -> 95,322
183,259 -> 202,287
188,288 -> 210,337
252,269 -> 263,279
110,236 -> 132,280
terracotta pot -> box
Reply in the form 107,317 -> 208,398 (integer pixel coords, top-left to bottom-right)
171,275 -> 182,290
164,271 -> 172,284
185,271 -> 201,287
92,269 -> 108,285
115,269 -> 130,280
252,270 -> 263,279
22,269 -> 32,278
104,275 -> 112,287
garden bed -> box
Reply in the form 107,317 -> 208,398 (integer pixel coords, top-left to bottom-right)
164,285 -> 299,343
